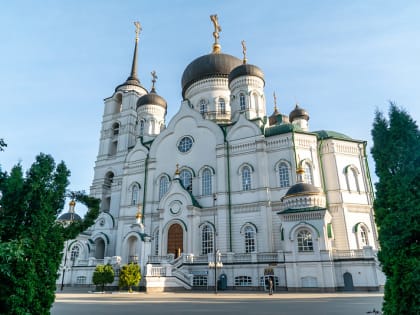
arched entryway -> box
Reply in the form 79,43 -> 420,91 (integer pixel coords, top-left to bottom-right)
95,238 -> 105,259
167,223 -> 183,258
343,272 -> 354,291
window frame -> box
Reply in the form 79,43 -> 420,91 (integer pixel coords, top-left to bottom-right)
297,229 -> 314,252
244,225 -> 256,253
278,162 -> 290,188
201,168 -> 212,196
241,166 -> 252,191
239,93 -> 246,111
201,224 -> 214,255
218,98 -> 226,114
158,175 -> 169,200
179,169 -> 193,193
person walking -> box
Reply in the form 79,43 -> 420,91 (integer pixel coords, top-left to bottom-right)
268,278 -> 273,295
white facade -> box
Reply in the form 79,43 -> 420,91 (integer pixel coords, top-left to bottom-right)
58,21 -> 383,292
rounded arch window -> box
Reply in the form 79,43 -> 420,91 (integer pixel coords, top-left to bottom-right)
218,98 -> 226,114
297,229 -> 313,252
177,136 -> 193,153
239,93 -> 246,111
179,169 -> 193,193
201,225 -> 214,255
244,225 -> 256,253
278,162 -> 290,188
71,245 -> 81,261
241,166 -> 252,191
202,168 -> 212,195
112,122 -> 120,135
199,99 -> 207,114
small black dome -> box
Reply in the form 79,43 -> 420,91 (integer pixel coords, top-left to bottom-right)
289,104 -> 309,122
57,212 -> 82,222
137,90 -> 167,109
181,53 -> 242,97
284,182 -> 321,197
228,63 -> 264,85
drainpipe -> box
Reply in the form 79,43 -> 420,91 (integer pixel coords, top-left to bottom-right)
222,126 -> 233,252
317,139 -> 329,208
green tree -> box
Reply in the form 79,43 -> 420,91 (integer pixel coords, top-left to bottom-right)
371,103 -> 420,315
0,153 -> 100,314
0,138 -> 6,151
119,263 -> 141,293
92,264 -> 115,292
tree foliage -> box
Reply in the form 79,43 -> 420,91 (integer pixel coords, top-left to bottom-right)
92,264 -> 115,292
119,263 -> 141,292
371,103 -> 420,315
0,153 -> 100,314
0,138 -> 6,151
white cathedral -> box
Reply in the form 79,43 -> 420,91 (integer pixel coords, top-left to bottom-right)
58,17 -> 384,292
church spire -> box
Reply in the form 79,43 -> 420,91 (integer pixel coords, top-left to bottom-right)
125,21 -> 142,85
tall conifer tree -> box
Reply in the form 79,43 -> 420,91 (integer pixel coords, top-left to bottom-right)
371,103 -> 420,315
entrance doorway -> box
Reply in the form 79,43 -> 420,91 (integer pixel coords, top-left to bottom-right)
343,272 -> 354,291
167,223 -> 183,258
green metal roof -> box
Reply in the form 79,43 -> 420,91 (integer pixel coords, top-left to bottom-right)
265,123 -> 303,137
313,130 -> 352,141
278,206 -> 326,214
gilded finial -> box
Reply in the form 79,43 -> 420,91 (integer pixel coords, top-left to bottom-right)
175,163 -> 180,175
241,40 -> 247,64
134,21 -> 142,42
151,70 -> 157,92
210,14 -> 222,53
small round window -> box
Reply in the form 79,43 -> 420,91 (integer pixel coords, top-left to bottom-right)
178,136 -> 193,153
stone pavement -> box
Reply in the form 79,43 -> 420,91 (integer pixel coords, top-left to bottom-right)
53,290 -> 384,315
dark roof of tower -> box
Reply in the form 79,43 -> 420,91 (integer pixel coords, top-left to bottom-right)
57,212 -> 82,222
181,53 -> 242,98
284,182 -> 322,197
228,63 -> 264,85
289,104 -> 309,122
137,89 -> 167,109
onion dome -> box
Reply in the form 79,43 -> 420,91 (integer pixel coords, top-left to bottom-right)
228,63 -> 264,85
57,200 -> 82,223
137,89 -> 167,109
284,182 -> 322,197
181,53 -> 242,97
57,212 -> 82,222
289,104 -> 309,122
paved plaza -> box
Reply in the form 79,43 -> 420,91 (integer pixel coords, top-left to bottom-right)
52,291 -> 383,315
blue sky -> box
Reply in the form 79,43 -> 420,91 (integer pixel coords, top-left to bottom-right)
1,1 -> 419,213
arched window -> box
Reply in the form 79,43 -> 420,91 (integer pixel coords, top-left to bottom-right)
242,166 -> 252,191
345,166 -> 361,193
244,226 -> 256,253
253,93 -> 259,109
139,119 -> 145,136
104,172 -> 114,188
180,169 -> 193,193
354,223 -> 369,248
70,245 -> 80,261
201,225 -> 214,255
159,176 -> 169,200
199,99 -> 207,114
278,162 -> 290,188
218,98 -> 226,114
303,163 -> 314,185
297,229 -> 313,252
202,169 -> 212,195
360,227 -> 368,246
131,184 -> 140,205
112,122 -> 120,135
240,93 -> 246,111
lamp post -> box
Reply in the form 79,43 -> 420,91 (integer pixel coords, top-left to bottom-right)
208,193 -> 223,293
58,199 -> 78,291
208,250 -> 223,294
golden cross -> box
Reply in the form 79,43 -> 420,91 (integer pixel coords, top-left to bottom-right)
134,21 -> 142,41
